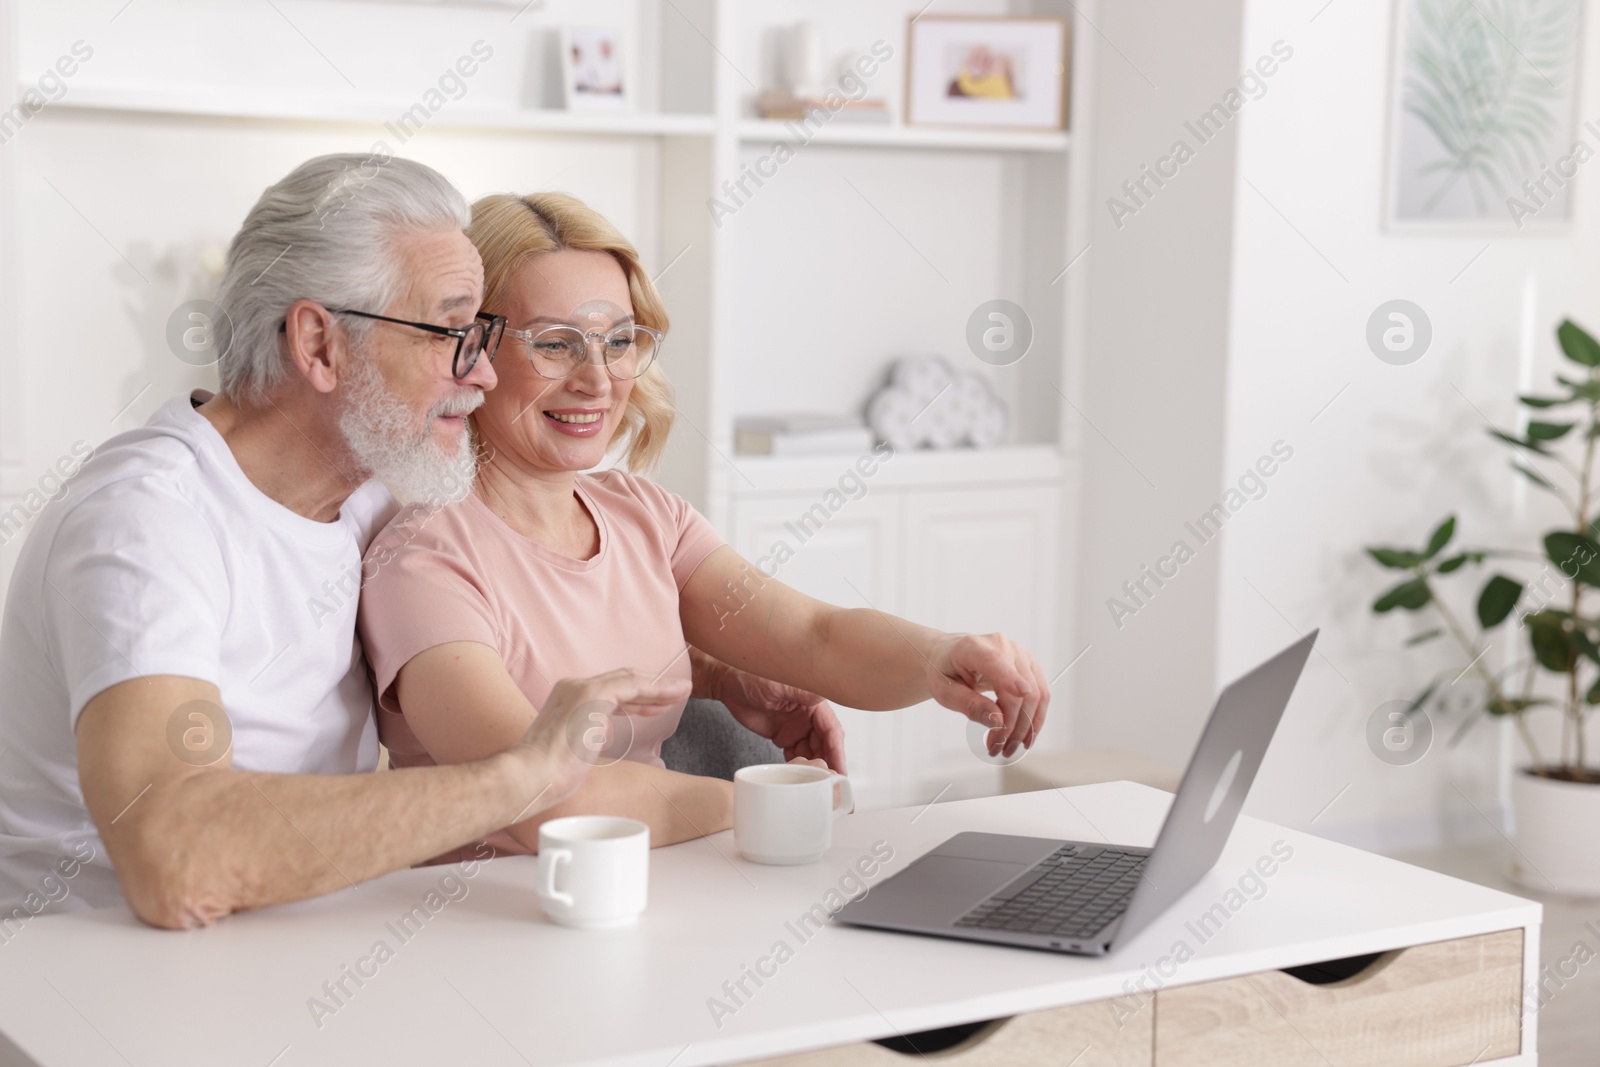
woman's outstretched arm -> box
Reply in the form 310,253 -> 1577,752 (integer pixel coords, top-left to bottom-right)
679,546 -> 1049,757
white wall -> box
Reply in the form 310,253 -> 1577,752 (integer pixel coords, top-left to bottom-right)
1066,0 -> 1243,777
1220,0 -> 1600,851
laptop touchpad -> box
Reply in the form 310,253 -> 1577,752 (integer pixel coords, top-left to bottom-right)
850,855 -> 1025,927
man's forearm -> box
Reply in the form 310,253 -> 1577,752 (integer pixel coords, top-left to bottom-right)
118,748 -> 546,928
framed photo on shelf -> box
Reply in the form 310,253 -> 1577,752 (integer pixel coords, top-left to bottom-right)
906,16 -> 1069,131
1383,0 -> 1582,232
561,26 -> 632,112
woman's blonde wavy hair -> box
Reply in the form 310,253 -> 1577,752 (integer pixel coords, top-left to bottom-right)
466,192 -> 674,474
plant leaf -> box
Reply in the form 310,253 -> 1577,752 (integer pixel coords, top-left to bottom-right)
1544,531 -> 1600,586
1521,608 -> 1600,671
1489,428 -> 1549,454
1406,628 -> 1444,645
1558,319 -> 1600,367
1477,574 -> 1524,628
1436,554 -> 1469,573
1511,461 -> 1557,492
1367,546 -> 1424,569
1527,421 -> 1576,440
1557,376 -> 1600,402
1531,608 -> 1577,623
1374,577 -> 1431,613
1519,394 -> 1571,408
1486,696 -> 1553,716
1526,612 -> 1573,671
1424,515 -> 1456,558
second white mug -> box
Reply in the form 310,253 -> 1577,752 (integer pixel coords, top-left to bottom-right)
734,763 -> 854,865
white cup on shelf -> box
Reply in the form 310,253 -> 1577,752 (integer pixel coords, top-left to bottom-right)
783,21 -> 823,95
734,763 -> 855,865
536,815 -> 649,928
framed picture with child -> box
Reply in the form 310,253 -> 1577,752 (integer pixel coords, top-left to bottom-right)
905,16 -> 1070,131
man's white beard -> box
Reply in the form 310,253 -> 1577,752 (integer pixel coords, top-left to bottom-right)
339,353 -> 481,505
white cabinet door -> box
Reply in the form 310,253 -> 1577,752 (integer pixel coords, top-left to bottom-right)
726,492 -> 905,810
899,485 -> 1061,805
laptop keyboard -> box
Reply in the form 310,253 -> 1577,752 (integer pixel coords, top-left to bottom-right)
953,845 -> 1147,941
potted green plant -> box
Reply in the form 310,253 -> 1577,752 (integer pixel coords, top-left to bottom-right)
1367,318 -> 1600,895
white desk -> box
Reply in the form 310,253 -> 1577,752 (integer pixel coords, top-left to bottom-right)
0,783 -> 1541,1066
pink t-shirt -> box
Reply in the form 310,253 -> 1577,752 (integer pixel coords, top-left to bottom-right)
357,471 -> 725,853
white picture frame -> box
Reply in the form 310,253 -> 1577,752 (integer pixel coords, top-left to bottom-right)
1384,0 -> 1584,233
561,26 -> 631,112
905,16 -> 1069,132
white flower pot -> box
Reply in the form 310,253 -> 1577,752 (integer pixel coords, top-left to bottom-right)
1510,769 -> 1600,896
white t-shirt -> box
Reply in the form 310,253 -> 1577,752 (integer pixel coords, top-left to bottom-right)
0,391 -> 397,914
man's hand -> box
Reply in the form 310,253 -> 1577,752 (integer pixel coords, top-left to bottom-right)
925,632 -> 1049,758
704,656 -> 848,774
515,669 -> 693,805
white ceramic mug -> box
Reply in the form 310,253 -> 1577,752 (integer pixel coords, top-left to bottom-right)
734,763 -> 855,865
536,815 -> 649,928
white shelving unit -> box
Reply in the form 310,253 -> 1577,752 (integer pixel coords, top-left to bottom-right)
3,0 -> 1097,811
706,1 -> 1095,810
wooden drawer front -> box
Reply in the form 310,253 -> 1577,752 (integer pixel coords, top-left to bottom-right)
734,994 -> 1153,1066
1153,929 -> 1523,1067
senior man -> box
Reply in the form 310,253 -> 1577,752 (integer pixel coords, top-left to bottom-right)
0,154 -> 832,931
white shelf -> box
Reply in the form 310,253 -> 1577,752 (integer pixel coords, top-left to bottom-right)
47,90 -> 1068,149
738,118 -> 1069,153
728,444 -> 1064,495
44,86 -> 718,138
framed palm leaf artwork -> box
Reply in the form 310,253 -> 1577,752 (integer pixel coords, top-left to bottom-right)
1386,0 -> 1584,230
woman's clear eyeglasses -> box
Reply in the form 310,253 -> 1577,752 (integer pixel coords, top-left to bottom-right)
501,323 -> 664,380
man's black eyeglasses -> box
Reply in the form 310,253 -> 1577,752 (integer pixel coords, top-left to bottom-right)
283,307 -> 506,379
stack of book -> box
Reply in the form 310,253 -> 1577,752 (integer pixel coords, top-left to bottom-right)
734,413 -> 875,456
756,92 -> 891,124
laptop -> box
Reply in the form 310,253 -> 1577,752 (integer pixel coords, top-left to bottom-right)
835,630 -> 1317,956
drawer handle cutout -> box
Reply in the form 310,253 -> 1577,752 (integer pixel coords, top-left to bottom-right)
1282,949 -> 1394,986
871,1018 -> 1006,1056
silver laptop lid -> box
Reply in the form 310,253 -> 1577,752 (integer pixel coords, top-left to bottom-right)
1111,629 -> 1317,947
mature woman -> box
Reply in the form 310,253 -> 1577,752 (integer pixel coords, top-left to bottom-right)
357,192 -> 1049,858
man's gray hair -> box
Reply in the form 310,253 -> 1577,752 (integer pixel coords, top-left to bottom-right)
214,153 -> 471,400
